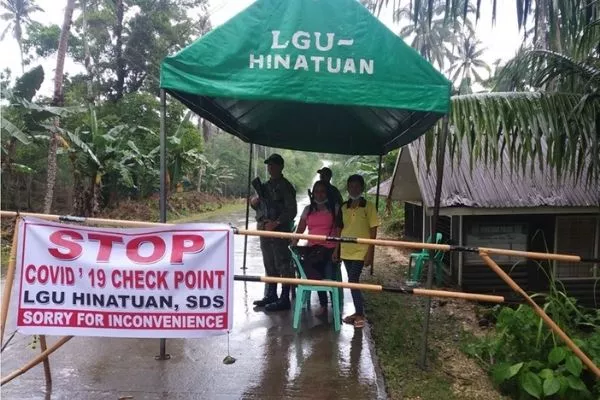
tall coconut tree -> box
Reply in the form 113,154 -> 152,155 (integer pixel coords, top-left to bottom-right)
43,0 -> 76,214
395,0 -> 473,70
427,19 -> 600,184
372,0 -> 597,41
0,0 -> 43,73
368,0 -> 599,183
447,33 -> 490,91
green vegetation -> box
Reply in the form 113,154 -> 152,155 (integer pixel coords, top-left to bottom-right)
377,200 -> 405,237
1,241 -> 11,272
463,281 -> 600,399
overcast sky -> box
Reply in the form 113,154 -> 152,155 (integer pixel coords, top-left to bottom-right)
0,0 -> 524,96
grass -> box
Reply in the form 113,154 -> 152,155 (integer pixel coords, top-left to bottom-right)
363,246 -> 506,400
1,241 -> 11,275
98,192 -> 244,223
171,201 -> 246,223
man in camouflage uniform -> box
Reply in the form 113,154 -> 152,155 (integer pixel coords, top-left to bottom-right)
250,153 -> 297,311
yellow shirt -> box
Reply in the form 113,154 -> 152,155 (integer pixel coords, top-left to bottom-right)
340,199 -> 380,260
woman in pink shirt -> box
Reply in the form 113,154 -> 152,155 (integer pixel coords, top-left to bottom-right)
292,180 -> 342,315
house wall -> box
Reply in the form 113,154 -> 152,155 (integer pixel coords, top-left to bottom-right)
400,205 -> 598,307
459,215 -> 535,298
457,214 -> 599,308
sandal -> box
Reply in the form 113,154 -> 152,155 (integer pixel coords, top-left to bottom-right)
343,314 -> 357,324
353,316 -> 365,329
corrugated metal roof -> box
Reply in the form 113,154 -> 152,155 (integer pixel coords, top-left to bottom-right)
403,137 -> 599,209
367,178 -> 392,196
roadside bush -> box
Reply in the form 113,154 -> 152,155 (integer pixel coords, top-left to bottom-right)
464,279 -> 600,399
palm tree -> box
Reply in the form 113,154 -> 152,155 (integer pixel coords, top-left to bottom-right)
447,33 -> 490,92
431,20 -> 600,184
43,0 -> 76,214
368,0 -> 599,183
394,0 -> 473,70
372,0 -> 597,44
0,0 -> 43,73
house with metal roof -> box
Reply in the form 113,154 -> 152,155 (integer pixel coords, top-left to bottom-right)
372,137 -> 600,307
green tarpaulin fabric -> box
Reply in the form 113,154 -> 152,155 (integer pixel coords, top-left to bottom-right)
160,0 -> 451,155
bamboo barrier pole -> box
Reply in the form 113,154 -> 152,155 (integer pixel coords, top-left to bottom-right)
1,210 -> 595,264
0,210 -> 162,228
479,252 -> 600,378
478,246 -> 580,263
0,336 -> 73,386
1,217 -> 20,344
39,335 -> 52,386
239,229 -> 586,263
235,275 -> 505,303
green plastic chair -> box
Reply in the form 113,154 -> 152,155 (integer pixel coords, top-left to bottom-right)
332,262 -> 344,309
289,246 -> 341,332
407,233 -> 444,285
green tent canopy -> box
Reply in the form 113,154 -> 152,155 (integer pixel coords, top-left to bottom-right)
160,0 -> 451,155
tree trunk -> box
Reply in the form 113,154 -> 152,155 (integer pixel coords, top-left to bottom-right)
90,173 -> 101,216
82,0 -> 94,105
114,0 -> 125,100
18,39 -> 24,74
201,118 -> 212,143
16,19 -> 24,74
197,166 -> 203,192
43,132 -> 59,213
2,138 -> 17,208
534,2 -> 549,50
52,0 -> 75,107
73,171 -> 85,216
44,0 -> 76,214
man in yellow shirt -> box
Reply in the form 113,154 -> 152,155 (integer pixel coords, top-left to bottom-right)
333,174 -> 379,328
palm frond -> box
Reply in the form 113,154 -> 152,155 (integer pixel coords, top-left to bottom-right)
576,18 -> 600,59
501,49 -> 600,90
374,0 -> 598,45
442,91 -> 600,184
0,21 -> 12,40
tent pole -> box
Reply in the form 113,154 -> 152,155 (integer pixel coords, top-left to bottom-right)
371,154 -> 383,275
157,89 -> 170,361
419,116 -> 448,368
242,144 -> 254,271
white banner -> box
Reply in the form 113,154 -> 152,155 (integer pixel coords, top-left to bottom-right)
15,217 -> 234,338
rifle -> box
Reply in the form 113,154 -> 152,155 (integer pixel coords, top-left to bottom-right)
252,177 -> 266,199
251,177 -> 270,221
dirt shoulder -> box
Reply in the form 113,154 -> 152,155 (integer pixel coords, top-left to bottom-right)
363,245 -> 506,400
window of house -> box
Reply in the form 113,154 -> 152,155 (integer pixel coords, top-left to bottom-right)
555,216 -> 599,279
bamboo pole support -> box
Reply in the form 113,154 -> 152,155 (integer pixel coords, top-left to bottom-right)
0,210 -> 163,228
478,247 -> 580,263
411,287 -> 502,302
0,210 -> 595,264
0,336 -> 72,386
237,275 -> 505,303
39,335 -> 52,386
479,252 -> 600,378
1,217 -> 20,344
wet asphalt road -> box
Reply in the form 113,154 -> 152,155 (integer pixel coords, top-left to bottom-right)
1,196 -> 386,400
